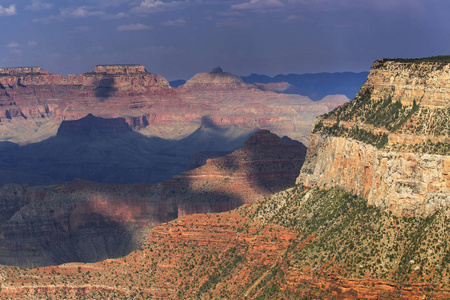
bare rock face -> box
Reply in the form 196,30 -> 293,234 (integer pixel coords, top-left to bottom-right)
0,66 -> 49,76
362,58 -> 449,107
88,64 -> 147,74
175,129 -> 307,217
0,65 -> 336,145
298,56 -> 450,216
0,130 -> 306,267
298,135 -> 450,216
182,66 -> 245,89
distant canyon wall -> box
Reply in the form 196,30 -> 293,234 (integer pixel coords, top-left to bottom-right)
0,130 -> 306,267
0,65 -> 347,144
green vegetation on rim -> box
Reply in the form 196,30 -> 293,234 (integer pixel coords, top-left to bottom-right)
378,55 -> 450,64
2,186 -> 450,299
251,186 -> 450,285
313,86 -> 450,154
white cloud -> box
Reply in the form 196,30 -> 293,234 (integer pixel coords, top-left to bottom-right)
102,12 -> 128,19
25,0 -> 53,11
232,0 -> 283,10
27,40 -> 38,47
161,18 -> 186,27
6,42 -> 19,48
0,4 -> 16,16
9,49 -> 23,55
60,6 -> 105,18
34,6 -> 106,23
116,23 -> 153,31
284,14 -> 307,23
131,0 -> 181,14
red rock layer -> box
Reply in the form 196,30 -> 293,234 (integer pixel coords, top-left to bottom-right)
1,210 -> 447,299
0,65 -> 342,144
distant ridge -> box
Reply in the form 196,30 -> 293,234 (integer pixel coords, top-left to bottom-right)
241,71 -> 369,100
57,114 -> 132,136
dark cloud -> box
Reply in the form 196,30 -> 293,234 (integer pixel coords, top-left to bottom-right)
0,0 -> 448,79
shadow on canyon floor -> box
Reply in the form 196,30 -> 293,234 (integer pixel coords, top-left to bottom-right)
0,115 -> 254,186
0,129 -> 306,267
0,171 -> 244,267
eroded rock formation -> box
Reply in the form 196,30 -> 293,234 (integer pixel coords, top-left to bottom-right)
0,65 -> 346,145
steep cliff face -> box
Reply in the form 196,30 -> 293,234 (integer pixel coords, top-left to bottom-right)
57,114 -> 132,136
298,56 -> 450,216
362,58 -> 449,107
0,65 -> 179,143
299,135 -> 450,216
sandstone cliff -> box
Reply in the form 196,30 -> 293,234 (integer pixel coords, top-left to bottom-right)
298,56 -> 450,216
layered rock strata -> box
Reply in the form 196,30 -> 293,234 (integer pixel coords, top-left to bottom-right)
0,65 -> 345,144
363,58 -> 449,107
298,56 -> 450,216
2,188 -> 449,299
299,134 -> 450,216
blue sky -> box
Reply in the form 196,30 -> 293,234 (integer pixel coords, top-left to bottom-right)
0,0 -> 448,80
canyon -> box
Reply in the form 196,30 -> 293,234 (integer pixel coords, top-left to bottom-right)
0,56 -> 449,299
0,129 -> 306,267
0,114 -> 254,186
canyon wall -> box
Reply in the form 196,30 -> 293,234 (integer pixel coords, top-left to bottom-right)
298,134 -> 450,216
298,57 -> 450,216
0,65 -> 346,145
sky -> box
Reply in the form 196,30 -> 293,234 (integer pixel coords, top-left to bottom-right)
0,0 -> 448,80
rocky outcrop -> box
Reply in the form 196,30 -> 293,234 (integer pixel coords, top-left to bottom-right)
2,188 -> 449,299
0,114 -> 255,186
362,57 -> 449,108
0,66 -> 49,76
175,129 -> 307,217
298,56 -> 450,216
0,130 -> 306,267
87,64 -> 147,75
